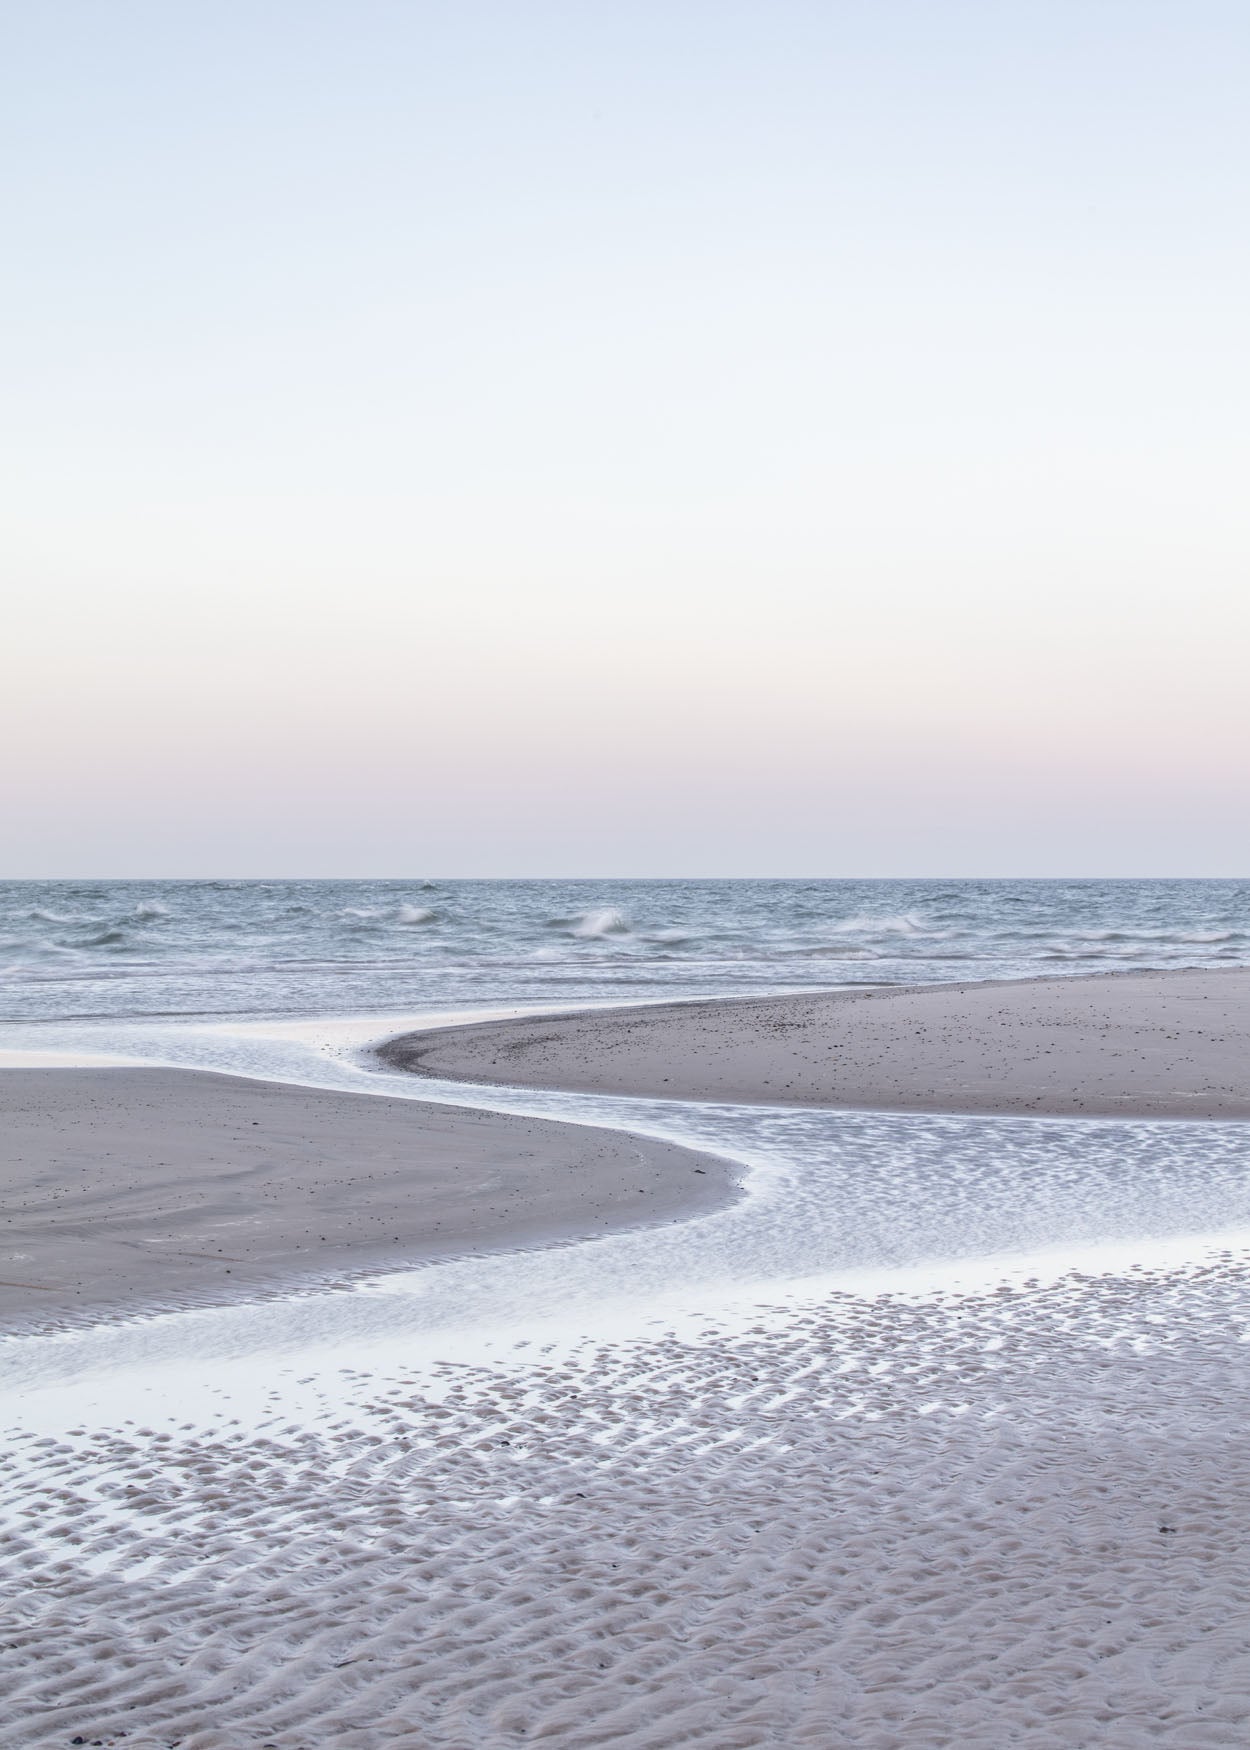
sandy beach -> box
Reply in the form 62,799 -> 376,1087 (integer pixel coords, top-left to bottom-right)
0,1068 -> 733,1333
6,969 -> 1250,1747
7,0 -> 1247,1731
382,966 -> 1250,1118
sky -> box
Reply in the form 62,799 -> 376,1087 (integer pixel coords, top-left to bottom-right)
3,1 -> 1247,876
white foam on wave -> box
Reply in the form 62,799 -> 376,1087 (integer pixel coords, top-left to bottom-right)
397,903 -> 436,925
568,908 -> 630,939
830,911 -> 931,936
132,900 -> 169,920
1066,926 -> 1237,945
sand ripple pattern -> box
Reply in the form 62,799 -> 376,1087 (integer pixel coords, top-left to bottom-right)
5,1258 -> 1250,1748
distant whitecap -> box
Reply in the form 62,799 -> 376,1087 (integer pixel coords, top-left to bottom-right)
830,912 -> 929,936
568,908 -> 630,939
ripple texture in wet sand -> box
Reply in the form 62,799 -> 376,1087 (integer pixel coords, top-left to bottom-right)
5,1257 -> 1250,1748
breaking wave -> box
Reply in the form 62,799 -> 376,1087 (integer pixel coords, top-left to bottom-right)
830,912 -> 931,936
564,909 -> 631,939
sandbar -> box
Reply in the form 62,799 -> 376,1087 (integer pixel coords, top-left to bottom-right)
0,1068 -> 733,1332
379,966 -> 1250,1118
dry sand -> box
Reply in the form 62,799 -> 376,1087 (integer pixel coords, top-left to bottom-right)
381,966 -> 1250,1118
0,1068 -> 733,1332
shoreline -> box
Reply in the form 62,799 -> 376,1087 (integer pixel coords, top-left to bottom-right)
0,1067 -> 736,1335
378,964 -> 1250,1120
10,972 -> 1250,1743
6,962 -> 1248,1336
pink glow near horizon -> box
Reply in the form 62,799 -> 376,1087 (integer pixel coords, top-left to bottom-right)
3,4 -> 1248,875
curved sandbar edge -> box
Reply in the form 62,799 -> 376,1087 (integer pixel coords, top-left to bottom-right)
0,1068 -> 736,1335
378,967 -> 1250,1121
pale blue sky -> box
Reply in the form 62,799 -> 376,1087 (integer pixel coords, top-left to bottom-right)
3,2 -> 1248,874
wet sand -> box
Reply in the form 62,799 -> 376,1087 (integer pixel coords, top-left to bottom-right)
380,967 -> 1250,1119
8,971 -> 1250,1746
8,1253 -> 1250,1748
0,1068 -> 733,1332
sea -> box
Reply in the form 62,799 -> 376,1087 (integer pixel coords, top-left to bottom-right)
3,876 -> 1248,1028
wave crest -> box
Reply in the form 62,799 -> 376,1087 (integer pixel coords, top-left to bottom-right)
830,912 -> 929,936
567,908 -> 630,939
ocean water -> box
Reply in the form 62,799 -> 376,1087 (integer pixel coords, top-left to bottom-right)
2,876 -> 1248,1026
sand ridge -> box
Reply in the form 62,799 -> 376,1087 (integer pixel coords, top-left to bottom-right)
380,966 -> 1250,1118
